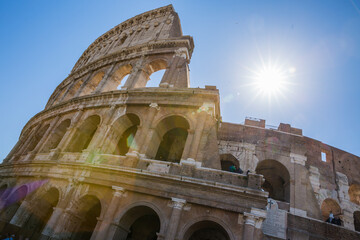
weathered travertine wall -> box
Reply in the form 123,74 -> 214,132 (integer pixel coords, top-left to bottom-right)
0,4 -> 359,240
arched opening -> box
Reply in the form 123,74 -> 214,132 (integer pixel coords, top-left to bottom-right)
0,185 -> 28,231
104,114 -> 140,155
26,124 -> 50,153
115,206 -> 160,240
349,184 -> 360,205
41,119 -> 71,152
354,211 -> 360,232
70,195 -> 101,240
255,160 -> 290,202
117,74 -> 130,90
149,115 -> 189,163
79,72 -> 105,96
321,198 -> 342,225
20,188 -> 59,239
147,69 -> 166,87
145,59 -> 167,88
183,221 -> 230,240
220,154 -> 240,172
102,64 -> 132,91
67,115 -> 100,152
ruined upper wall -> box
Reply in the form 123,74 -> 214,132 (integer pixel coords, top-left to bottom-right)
71,5 -> 186,73
218,119 -> 360,185
45,5 -> 194,109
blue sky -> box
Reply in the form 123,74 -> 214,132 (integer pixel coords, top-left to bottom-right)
0,0 -> 360,160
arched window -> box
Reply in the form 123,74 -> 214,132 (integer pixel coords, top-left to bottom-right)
116,206 -> 160,239
26,124 -> 50,153
354,211 -> 360,232
149,115 -> 189,163
255,160 -> 290,202
101,64 -> 132,91
20,188 -> 59,239
321,198 -> 342,225
67,115 -> 100,152
145,59 -> 167,88
79,72 -> 105,96
68,195 -> 101,240
41,119 -> 71,152
0,185 -> 28,228
107,114 -> 140,156
220,154 -> 239,172
183,221 -> 230,240
62,79 -> 84,102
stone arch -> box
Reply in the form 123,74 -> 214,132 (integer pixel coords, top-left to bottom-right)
354,211 -> 360,232
145,58 -> 168,87
20,187 -> 59,239
148,115 -> 190,162
179,216 -> 233,240
25,123 -> 50,153
220,154 -> 240,172
320,198 -> 342,222
79,71 -> 105,96
349,184 -> 360,205
67,194 -> 102,240
106,113 -> 141,155
255,159 -> 290,202
102,64 -> 133,91
66,115 -> 101,152
41,119 -> 71,152
0,185 -> 28,229
114,204 -> 162,240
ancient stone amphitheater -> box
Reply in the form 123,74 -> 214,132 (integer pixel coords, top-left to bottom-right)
0,5 -> 359,240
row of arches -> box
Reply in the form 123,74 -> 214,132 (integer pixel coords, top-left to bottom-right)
219,154 -> 360,231
55,58 -> 170,105
220,155 -> 290,203
18,113 -> 190,164
0,184 -> 231,240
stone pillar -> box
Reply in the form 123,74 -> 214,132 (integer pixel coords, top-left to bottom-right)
14,124 -> 42,159
94,64 -> 116,93
136,103 -> 160,154
55,108 -> 85,152
180,129 -> 194,161
165,198 -> 186,240
242,210 -> 266,240
187,111 -> 207,161
32,116 -> 61,154
91,186 -> 126,240
39,207 -> 64,240
8,200 -> 32,229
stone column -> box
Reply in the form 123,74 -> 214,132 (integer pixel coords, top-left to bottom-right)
54,108 -> 84,152
8,200 -> 32,229
165,198 -> 186,240
242,211 -> 266,240
180,129 -> 194,161
14,124 -> 42,159
39,207 -> 64,240
135,103 -> 160,154
187,111 -> 208,160
91,186 -> 126,240
32,116 -> 61,154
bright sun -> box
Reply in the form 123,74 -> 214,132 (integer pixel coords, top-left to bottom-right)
254,65 -> 286,95
252,63 -> 294,98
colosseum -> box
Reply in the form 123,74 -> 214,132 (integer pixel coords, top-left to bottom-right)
0,5 -> 359,240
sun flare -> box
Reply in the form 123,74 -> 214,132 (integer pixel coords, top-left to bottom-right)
251,62 -> 294,98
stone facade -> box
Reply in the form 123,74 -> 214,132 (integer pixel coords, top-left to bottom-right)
0,5 -> 359,240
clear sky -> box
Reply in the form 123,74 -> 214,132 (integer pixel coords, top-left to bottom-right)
1,0 -> 360,160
